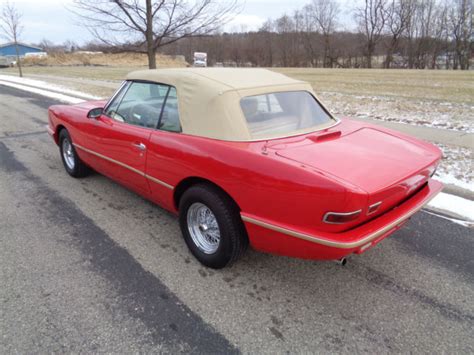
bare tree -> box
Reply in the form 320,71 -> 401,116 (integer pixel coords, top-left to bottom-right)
158,0 -> 464,70
300,5 -> 319,67
355,0 -> 388,68
63,39 -> 79,53
292,10 -> 306,67
38,39 -> 56,52
258,20 -> 276,67
71,0 -> 241,69
428,1 -> 449,69
405,0 -> 461,70
275,14 -> 298,67
308,0 -> 339,67
384,0 -> 412,68
0,1 -> 23,77
449,0 -> 472,70
414,0 -> 438,69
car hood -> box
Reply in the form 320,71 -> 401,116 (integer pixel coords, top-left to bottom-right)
273,127 -> 439,194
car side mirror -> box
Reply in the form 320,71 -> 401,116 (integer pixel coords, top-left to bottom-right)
87,107 -> 103,119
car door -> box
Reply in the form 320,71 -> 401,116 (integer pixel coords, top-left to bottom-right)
76,83 -> 130,173
92,81 -> 169,196
145,86 -> 184,210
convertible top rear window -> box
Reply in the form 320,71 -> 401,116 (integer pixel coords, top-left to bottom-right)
240,91 -> 335,139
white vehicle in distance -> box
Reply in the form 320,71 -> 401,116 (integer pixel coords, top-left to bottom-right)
193,52 -> 207,67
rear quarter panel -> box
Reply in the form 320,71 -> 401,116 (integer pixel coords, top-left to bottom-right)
146,131 -> 366,234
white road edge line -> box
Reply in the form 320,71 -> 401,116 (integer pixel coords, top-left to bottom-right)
2,78 -> 473,224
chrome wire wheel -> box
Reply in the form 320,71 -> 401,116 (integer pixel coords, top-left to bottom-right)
187,202 -> 221,254
62,138 -> 75,170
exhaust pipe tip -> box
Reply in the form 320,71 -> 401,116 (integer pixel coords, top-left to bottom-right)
334,257 -> 347,266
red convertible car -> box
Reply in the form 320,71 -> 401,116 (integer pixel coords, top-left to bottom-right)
48,68 -> 443,268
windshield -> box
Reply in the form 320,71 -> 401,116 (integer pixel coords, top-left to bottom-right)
240,91 -> 335,139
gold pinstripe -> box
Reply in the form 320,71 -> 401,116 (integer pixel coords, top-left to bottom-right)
241,190 -> 439,249
73,143 -> 440,248
73,143 -> 174,190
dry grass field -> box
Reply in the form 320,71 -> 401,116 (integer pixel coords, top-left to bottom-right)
278,68 -> 473,133
279,68 -> 473,103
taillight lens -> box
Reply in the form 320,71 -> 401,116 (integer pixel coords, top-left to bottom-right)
323,210 -> 362,224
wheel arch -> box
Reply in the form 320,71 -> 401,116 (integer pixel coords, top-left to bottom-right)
54,124 -> 67,145
173,176 -> 242,213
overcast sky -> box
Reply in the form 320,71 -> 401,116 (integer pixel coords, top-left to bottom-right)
3,0 -> 356,45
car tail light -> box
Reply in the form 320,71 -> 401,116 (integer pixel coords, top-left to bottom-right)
323,210 -> 361,224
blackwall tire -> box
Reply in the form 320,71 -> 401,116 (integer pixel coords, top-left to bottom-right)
59,129 -> 90,178
179,184 -> 248,269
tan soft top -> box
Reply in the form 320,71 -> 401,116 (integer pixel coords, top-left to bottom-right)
126,68 -> 328,141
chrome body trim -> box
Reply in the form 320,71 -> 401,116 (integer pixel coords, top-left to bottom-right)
73,143 -> 174,190
102,81 -> 128,114
132,142 -> 147,151
322,209 -> 362,224
145,173 -> 174,190
241,191 -> 439,249
367,201 -> 382,215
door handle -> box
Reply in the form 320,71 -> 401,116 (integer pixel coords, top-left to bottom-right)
132,142 -> 146,151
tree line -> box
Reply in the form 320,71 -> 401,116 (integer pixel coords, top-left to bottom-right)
3,0 -> 472,70
161,0 -> 472,69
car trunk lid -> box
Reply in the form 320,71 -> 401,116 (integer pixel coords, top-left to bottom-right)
273,128 -> 438,216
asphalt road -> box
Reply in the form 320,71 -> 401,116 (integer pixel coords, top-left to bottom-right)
1,85 -> 473,353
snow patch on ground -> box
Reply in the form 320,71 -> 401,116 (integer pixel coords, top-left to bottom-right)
435,172 -> 473,192
422,210 -> 473,227
434,144 -> 473,192
0,80 -> 85,104
320,91 -> 474,133
0,74 -> 101,101
427,192 -> 474,221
